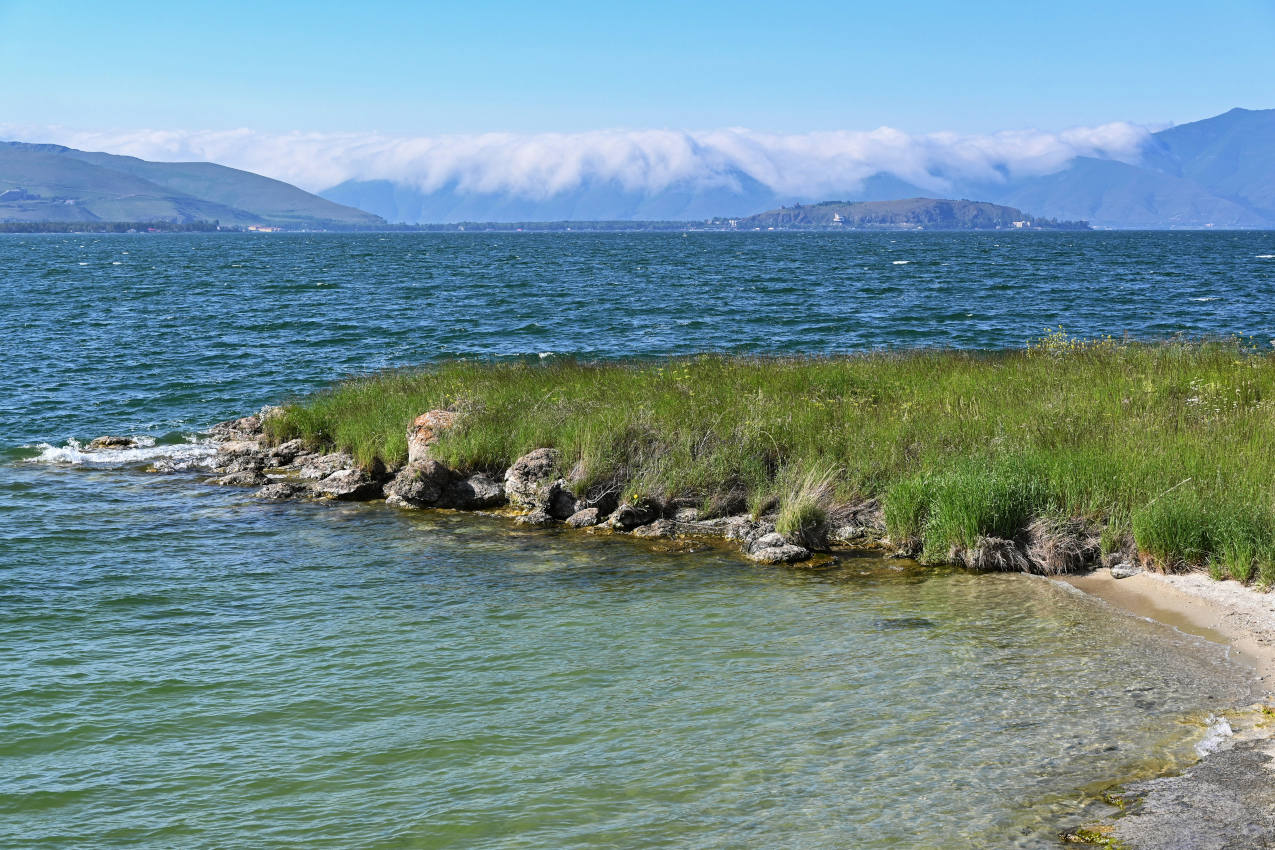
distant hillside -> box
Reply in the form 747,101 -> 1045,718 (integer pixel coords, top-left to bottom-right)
731,198 -> 1088,231
319,107 -> 1275,228
0,142 -> 384,228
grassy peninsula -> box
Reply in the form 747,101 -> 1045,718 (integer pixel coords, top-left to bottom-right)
269,334 -> 1275,581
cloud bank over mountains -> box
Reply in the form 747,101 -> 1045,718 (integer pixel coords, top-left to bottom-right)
0,122 -> 1149,200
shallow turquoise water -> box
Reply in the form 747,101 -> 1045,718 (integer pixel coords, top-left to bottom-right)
2,232 -> 1270,847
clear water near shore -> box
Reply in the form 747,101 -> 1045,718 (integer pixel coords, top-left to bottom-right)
2,231 -> 1271,847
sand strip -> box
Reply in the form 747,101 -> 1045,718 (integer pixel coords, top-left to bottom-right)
1064,568 -> 1275,692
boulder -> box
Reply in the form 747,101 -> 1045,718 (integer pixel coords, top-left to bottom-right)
504,448 -> 561,509
314,468 -> 381,500
609,497 -> 662,530
514,508 -> 555,527
383,460 -> 457,508
266,438 -> 308,467
742,530 -> 812,564
406,410 -> 458,464
546,481 -> 579,519
224,454 -> 265,475
207,406 -> 279,440
748,542 -> 811,564
298,452 -> 357,480
87,435 -> 138,450
256,481 -> 313,500
440,473 -> 506,510
565,507 -> 601,528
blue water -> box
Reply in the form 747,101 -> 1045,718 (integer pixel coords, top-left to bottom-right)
2,232 -> 1272,848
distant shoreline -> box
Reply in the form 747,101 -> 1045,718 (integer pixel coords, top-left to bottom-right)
4,221 -> 1272,234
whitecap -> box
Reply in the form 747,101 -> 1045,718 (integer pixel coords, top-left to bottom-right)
1195,714 -> 1233,757
1257,254 -> 1274,259
77,262 -> 88,266
892,260 -> 910,265
1191,296 -> 1220,302
24,437 -> 216,469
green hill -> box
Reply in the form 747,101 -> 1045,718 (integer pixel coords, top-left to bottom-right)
0,142 -> 384,228
732,198 -> 1088,230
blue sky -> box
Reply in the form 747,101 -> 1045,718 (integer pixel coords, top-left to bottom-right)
1,0 -> 1272,135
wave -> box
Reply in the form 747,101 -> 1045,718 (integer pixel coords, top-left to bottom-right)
892,260 -> 910,265
1256,254 -> 1274,259
23,437 -> 216,469
1194,714 -> 1233,757
1190,296 -> 1220,302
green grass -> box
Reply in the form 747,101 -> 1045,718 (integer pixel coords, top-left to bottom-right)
267,334 -> 1275,575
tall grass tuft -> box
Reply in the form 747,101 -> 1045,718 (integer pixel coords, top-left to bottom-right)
776,464 -> 838,549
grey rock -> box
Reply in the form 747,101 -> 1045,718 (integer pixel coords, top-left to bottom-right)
631,519 -> 678,539
1108,737 -> 1275,850
224,454 -> 265,475
504,448 -> 561,509
440,473 -> 506,510
1111,562 -> 1143,579
266,438 -> 308,467
673,507 -> 701,523
609,498 -> 662,530
314,468 -> 380,500
748,543 -> 811,564
565,507 -> 601,528
209,470 -> 268,487
298,452 -> 357,480
514,508 -> 555,527
753,531 -> 788,549
546,481 -> 579,519
383,460 -> 456,508
256,481 -> 313,500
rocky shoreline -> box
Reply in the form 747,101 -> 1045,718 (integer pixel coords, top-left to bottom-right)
150,406 -> 1151,576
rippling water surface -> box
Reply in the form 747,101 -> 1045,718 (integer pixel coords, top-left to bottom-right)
2,232 -> 1271,847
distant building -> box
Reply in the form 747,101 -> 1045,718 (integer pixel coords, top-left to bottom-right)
1012,220 -> 1030,228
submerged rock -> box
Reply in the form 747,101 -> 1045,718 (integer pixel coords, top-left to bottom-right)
406,410 -> 458,464
86,435 -> 139,450
631,519 -> 679,539
209,470 -> 269,487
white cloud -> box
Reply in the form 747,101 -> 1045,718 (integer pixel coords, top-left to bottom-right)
0,122 -> 1150,198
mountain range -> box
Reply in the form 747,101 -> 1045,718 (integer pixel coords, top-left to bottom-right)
1,107 -> 1271,229
321,108 -> 1275,228
0,142 -> 383,228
